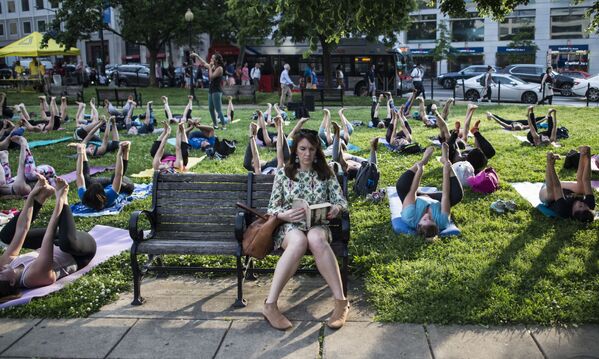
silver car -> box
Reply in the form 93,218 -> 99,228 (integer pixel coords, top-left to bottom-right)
455,74 -> 540,104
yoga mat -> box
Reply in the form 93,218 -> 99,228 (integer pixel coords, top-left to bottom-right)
131,156 -> 206,178
323,143 -> 361,157
0,225 -> 132,310
511,182 -> 599,219
71,183 -> 152,217
592,155 -> 599,172
60,166 -> 115,183
28,137 -> 71,149
387,186 -> 461,236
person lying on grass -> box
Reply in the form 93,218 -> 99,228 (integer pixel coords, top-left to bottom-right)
39,95 -> 69,125
330,120 -> 374,179
80,116 -> 120,157
318,108 -> 354,149
0,137 -> 36,198
0,119 -> 25,151
396,143 -> 464,241
16,98 -> 65,133
416,96 -> 454,128
526,106 -> 558,146
446,114 -> 496,174
73,141 -> 133,211
385,106 -> 413,149
0,176 -> 96,303
151,121 -> 190,174
486,106 -> 547,131
539,146 -> 595,222
244,116 -> 288,175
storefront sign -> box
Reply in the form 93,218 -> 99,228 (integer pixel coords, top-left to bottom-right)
497,46 -> 535,53
452,47 -> 484,54
412,48 -> 433,55
549,45 -> 589,52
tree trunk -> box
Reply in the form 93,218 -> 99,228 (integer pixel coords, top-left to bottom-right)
320,38 -> 333,88
236,43 -> 246,68
148,49 -> 158,87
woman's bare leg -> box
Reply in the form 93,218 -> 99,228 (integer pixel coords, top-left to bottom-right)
287,117 -> 309,140
274,116 -> 287,168
460,103 -> 478,141
264,103 -> 273,125
19,104 -> 32,123
152,122 -> 171,171
433,108 -> 451,141
144,101 -> 153,127
398,111 -> 412,143
181,96 -> 193,123
257,110 -> 272,147
417,97 -> 429,125
388,111 -> 398,145
76,102 -> 87,125
60,97 -> 68,122
10,137 -> 32,195
442,98 -> 454,121
248,122 -> 261,174
527,107 -> 541,146
162,96 -> 174,122
307,227 -> 345,300
265,230 -> 308,304
39,95 -> 49,114
338,108 -> 350,143
320,109 -> 332,146
548,109 -> 557,143
19,117 -> 43,133
540,152 -> 563,202
174,122 -> 187,171
227,96 -> 234,121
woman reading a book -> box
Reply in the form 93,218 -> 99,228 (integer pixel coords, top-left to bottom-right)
265,129 -> 349,331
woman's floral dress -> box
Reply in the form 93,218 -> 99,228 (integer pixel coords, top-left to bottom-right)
267,168 -> 348,250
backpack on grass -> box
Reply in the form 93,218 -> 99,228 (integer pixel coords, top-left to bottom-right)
353,161 -> 379,196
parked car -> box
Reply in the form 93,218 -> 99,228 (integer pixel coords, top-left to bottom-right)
455,73 -> 540,104
559,70 -> 591,79
571,75 -> 599,101
501,65 -> 575,96
437,65 -> 499,89
112,64 -> 150,87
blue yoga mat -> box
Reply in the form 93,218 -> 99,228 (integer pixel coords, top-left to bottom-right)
71,183 -> 152,217
29,137 -> 71,149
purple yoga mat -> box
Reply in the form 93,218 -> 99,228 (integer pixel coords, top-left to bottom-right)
0,225 -> 132,310
60,166 -> 114,183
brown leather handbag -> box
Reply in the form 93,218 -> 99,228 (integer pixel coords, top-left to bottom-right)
236,202 -> 284,259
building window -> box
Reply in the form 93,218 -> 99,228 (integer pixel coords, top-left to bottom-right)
36,0 -> 43,9
499,10 -> 535,41
23,21 -> 31,33
37,20 -> 45,32
408,14 -> 437,42
0,24 -> 4,36
21,0 -> 30,12
451,13 -> 484,42
550,8 -> 590,39
49,0 -> 58,8
8,1 -> 16,13
0,3 -> 2,13
9,22 -> 17,35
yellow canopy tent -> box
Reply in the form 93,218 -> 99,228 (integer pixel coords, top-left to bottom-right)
0,32 -> 80,57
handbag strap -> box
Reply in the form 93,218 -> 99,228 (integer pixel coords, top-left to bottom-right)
236,202 -> 268,221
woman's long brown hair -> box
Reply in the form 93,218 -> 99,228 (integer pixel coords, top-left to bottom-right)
284,129 -> 333,181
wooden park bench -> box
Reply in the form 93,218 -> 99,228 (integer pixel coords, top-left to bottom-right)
96,87 -> 142,106
129,172 -> 350,307
46,84 -> 84,102
301,88 -> 344,108
221,85 -> 257,104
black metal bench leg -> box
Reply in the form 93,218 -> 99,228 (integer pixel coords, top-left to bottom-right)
342,255 -> 349,297
234,255 -> 248,307
130,243 -> 145,305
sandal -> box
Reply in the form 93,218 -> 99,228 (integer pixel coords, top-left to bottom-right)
490,200 -> 506,214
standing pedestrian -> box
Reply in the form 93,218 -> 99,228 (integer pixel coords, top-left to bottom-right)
336,65 -> 344,89
411,63 -> 425,100
367,65 -> 376,96
241,62 -> 250,86
279,63 -> 295,109
481,65 -> 494,103
250,63 -> 261,92
193,52 -> 227,130
538,66 -> 554,105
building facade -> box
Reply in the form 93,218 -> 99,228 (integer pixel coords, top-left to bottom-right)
0,0 -> 209,68
399,0 -> 599,77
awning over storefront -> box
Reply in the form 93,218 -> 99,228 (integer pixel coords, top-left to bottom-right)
497,46 -> 536,53
452,47 -> 484,55
549,44 -> 589,53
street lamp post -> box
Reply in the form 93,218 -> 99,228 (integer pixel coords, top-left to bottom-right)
185,9 -> 195,102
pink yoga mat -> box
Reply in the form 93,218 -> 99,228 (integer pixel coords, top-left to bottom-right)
0,225 -> 131,310
60,166 -> 114,183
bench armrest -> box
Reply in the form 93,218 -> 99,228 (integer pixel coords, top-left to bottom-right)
234,211 -> 247,242
128,210 -> 155,243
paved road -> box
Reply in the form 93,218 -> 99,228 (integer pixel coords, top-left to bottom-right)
1,275 -> 598,359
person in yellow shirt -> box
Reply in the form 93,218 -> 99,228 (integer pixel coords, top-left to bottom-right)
14,61 -> 24,79
29,59 -> 40,78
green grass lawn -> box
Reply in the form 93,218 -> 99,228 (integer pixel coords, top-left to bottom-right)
0,90 -> 597,325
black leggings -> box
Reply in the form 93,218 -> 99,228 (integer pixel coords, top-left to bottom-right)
28,117 -> 61,131
83,160 -> 134,195
257,128 -> 276,145
490,113 -> 546,126
538,95 -> 553,105
150,140 -> 189,167
447,131 -> 495,164
385,119 -> 412,143
527,113 -> 554,144
243,139 -> 290,172
396,169 -> 463,207
0,201 -> 97,269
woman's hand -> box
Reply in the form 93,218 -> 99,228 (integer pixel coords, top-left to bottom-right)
326,205 -> 341,220
278,208 -> 305,223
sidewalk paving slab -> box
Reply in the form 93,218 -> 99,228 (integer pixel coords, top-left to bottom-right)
93,275 -> 374,322
427,324 -> 543,359
323,322 -> 431,359
2,318 -> 136,359
107,319 -> 230,359
0,319 -> 41,354
529,325 -> 599,359
215,320 -> 321,359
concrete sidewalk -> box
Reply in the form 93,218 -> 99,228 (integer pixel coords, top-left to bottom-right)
1,275 -> 598,359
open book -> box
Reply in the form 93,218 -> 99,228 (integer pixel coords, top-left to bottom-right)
292,199 -> 331,228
